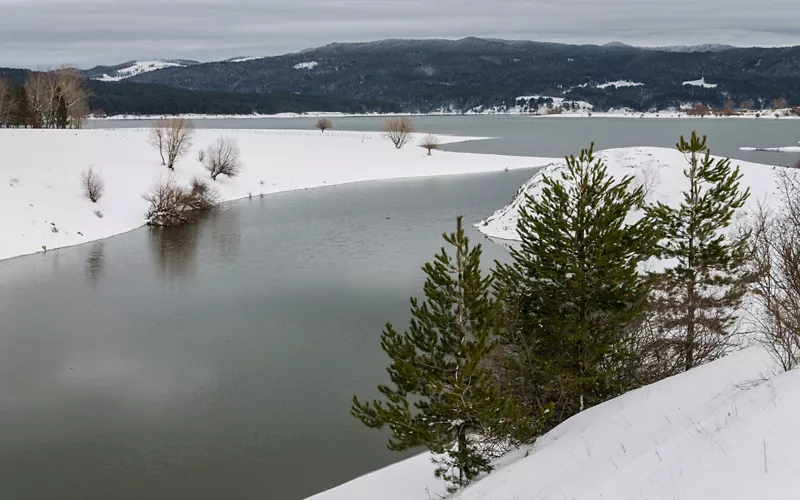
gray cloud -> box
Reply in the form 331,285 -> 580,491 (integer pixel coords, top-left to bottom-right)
1,0 -> 799,68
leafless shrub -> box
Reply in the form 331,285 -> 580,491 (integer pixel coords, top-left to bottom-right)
143,175 -> 219,227
188,177 -> 220,211
80,166 -> 104,203
94,210 -> 104,219
384,117 -> 414,149
748,171 -> 800,371
315,118 -> 333,133
198,149 -> 205,163
149,118 -> 195,169
545,107 -> 563,115
419,134 -> 440,155
203,136 -> 242,180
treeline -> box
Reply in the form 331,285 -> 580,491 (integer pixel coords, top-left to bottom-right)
0,68 -> 89,128
87,81 -> 402,117
351,132 -> 789,491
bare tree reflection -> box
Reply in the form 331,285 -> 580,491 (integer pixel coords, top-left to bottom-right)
84,241 -> 105,285
208,206 -> 241,262
148,222 -> 200,282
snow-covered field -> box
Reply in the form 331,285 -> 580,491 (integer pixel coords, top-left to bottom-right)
0,128 -> 544,262
477,147 -> 782,241
312,345 -> 799,500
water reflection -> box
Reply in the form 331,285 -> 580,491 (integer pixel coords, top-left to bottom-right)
148,223 -> 201,282
208,205 -> 241,263
84,241 -> 105,285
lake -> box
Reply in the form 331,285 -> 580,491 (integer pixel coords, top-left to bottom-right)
95,115 -> 800,165
0,169 -> 534,500
1,115 -> 798,499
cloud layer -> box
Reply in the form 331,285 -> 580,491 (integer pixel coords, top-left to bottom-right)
2,0 -> 799,68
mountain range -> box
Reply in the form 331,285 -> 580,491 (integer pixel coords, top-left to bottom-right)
4,38 -> 800,115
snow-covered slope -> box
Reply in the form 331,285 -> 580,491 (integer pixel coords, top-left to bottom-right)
0,129 -> 542,261
477,147 -> 780,241
311,345 -> 799,500
683,77 -> 718,88
93,60 -> 188,81
597,80 -> 644,89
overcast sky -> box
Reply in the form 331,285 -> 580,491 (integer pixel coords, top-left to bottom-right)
2,0 -> 799,68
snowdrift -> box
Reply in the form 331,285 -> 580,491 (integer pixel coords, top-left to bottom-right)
311,346 -> 799,500
0,128 -> 544,262
477,147 -> 781,241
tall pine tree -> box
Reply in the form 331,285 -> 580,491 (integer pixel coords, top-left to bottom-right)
646,132 -> 752,371
496,144 -> 660,426
352,217 -> 535,492
56,95 -> 68,129
9,86 -> 32,128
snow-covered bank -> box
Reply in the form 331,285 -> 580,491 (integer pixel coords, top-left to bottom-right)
0,129 -> 544,262
91,108 -> 800,121
312,345 -> 799,500
477,147 -> 782,241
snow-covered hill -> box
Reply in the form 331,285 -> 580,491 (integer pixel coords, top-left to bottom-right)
311,345 -> 798,500
477,147 -> 781,241
91,60 -> 193,81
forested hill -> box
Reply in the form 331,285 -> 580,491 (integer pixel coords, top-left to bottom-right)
85,81 -> 401,116
121,38 -> 800,112
0,68 -> 401,116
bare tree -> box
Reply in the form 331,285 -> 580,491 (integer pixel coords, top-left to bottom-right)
149,118 -> 195,169
748,172 -> 800,371
384,117 -> 414,149
772,97 -> 787,110
315,118 -> 333,133
80,166 -> 104,203
419,134 -> 440,155
203,136 -> 242,180
23,67 -> 88,129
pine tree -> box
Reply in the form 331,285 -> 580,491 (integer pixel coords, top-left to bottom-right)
496,144 -> 660,426
646,132 -> 752,371
9,87 -> 31,128
352,217 -> 536,492
56,95 -> 68,129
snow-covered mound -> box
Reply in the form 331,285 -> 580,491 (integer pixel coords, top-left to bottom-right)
0,129 -> 540,262
294,61 -> 319,70
683,77 -> 718,88
310,345 -> 799,500
226,56 -> 262,63
94,60 -> 187,81
477,147 -> 780,241
597,80 -> 644,89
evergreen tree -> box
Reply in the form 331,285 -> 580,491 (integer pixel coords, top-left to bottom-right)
9,87 -> 31,128
496,144 -> 660,426
352,217 -> 536,492
646,132 -> 752,371
56,95 -> 69,129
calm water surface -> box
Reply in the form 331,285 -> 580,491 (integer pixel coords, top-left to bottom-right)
2,116 -> 798,499
0,171 -> 533,500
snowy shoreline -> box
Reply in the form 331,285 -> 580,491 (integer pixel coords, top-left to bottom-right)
0,128 -> 544,262
90,109 -> 800,121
